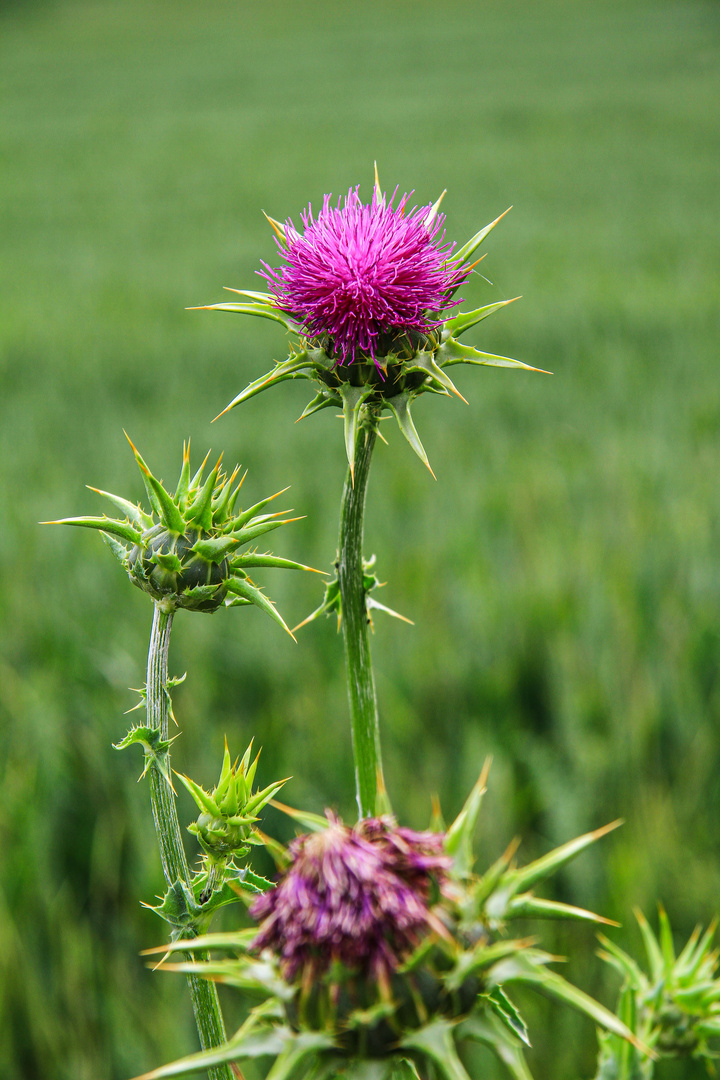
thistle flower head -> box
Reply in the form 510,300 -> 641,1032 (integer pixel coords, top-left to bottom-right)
250,815 -> 449,979
261,187 -> 466,365
200,169 -> 545,476
47,437 -> 314,628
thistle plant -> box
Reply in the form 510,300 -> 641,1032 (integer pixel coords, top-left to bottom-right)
48,438 -> 314,1078
137,771 -> 647,1080
198,169 -> 545,817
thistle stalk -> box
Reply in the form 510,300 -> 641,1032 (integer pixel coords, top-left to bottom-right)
337,411 -> 384,818
146,603 -> 231,1080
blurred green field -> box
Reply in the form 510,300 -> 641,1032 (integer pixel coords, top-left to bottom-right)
1,0 -> 719,1076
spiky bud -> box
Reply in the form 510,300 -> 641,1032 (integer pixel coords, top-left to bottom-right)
47,436 -> 318,630
196,168 -> 547,475
178,740 -> 287,862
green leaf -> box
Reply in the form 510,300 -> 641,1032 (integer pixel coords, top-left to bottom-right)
231,516 -> 294,547
457,1012 -> 534,1080
143,928 -> 257,956
225,575 -> 294,638
404,350 -> 465,399
482,986 -> 531,1046
185,459 -> 221,530
444,938 -> 535,992
386,391 -> 434,475
133,1021 -> 294,1079
231,488 -> 289,530
596,933 -> 646,988
443,298 -> 520,338
234,552 -> 320,574
400,1019 -> 471,1080
487,952 -> 652,1055
657,904 -> 676,976
264,1032 -> 335,1080
101,531 -> 130,565
152,550 -> 182,573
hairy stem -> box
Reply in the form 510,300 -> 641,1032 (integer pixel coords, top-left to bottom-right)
147,603 -> 231,1080
337,414 -> 385,818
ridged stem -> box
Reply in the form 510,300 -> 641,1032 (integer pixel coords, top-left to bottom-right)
147,603 -> 231,1080
337,414 -> 385,818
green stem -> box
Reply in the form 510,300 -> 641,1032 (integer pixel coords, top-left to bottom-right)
147,603 -> 231,1080
337,413 -> 385,818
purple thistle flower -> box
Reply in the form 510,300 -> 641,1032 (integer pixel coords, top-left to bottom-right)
261,188 -> 468,366
250,816 -> 449,980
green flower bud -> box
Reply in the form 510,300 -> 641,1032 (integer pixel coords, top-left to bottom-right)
178,740 -> 287,862
47,436 -> 319,630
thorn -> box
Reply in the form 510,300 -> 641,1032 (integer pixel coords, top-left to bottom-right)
262,210 -> 286,242
425,459 -> 437,481
376,427 -> 389,445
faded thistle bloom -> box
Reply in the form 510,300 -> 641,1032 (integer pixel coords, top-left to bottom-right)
196,168 -> 545,474
250,815 -> 449,979
142,771 -> 646,1080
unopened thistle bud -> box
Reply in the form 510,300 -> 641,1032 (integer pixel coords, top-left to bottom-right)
178,740 -> 287,862
197,167 -> 547,474
47,436 -> 317,630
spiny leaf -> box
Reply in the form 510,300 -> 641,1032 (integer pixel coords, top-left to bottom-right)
483,985 -> 531,1047
487,951 -> 653,1055
400,1019 -> 471,1080
232,488 -> 289,530
185,457 -> 222,530
140,469 -> 185,534
175,772 -> 219,817
457,1013 -> 534,1080
234,552 -> 322,574
270,799 -> 330,832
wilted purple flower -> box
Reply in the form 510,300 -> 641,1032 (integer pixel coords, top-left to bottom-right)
250,815 -> 449,980
261,188 -> 468,366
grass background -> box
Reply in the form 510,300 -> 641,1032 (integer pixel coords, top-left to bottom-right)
1,0 -> 719,1076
